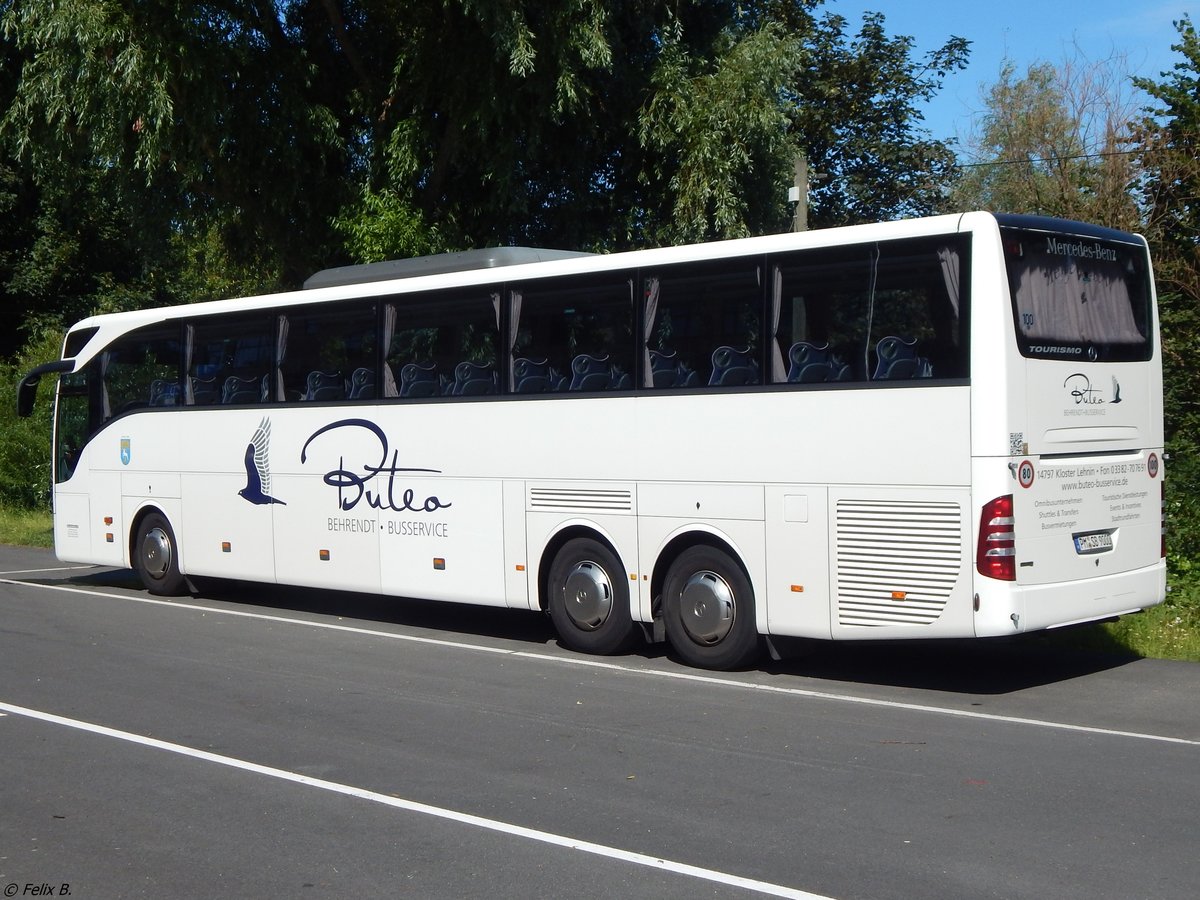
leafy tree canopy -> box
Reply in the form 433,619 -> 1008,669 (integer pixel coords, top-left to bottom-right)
1132,16 -> 1200,473
1134,17 -> 1198,566
0,0 -> 969,352
947,50 -> 1141,229
1134,15 -> 1200,292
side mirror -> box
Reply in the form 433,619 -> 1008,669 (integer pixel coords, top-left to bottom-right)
17,359 -> 75,418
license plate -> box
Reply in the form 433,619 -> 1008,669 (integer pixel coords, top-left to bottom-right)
1073,532 -> 1113,554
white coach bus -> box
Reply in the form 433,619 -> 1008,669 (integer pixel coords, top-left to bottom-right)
18,212 -> 1165,669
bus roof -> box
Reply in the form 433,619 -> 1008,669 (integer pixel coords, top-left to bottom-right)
303,247 -> 595,290
55,212 -> 990,362
992,213 -> 1146,245
60,211 -> 1149,366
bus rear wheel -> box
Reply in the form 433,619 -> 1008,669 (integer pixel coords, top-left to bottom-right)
547,538 -> 637,655
663,546 -> 761,670
135,512 -> 187,596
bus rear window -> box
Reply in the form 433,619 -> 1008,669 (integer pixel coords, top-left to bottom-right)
1003,227 -> 1152,362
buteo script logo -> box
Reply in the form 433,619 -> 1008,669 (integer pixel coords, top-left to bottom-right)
300,418 -> 451,513
1064,373 -> 1124,406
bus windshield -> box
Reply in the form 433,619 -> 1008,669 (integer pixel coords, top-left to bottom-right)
1002,226 -> 1152,362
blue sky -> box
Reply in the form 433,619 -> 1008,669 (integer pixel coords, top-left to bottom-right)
827,0 -> 1192,148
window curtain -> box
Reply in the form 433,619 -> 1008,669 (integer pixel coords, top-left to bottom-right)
770,266 -> 786,382
641,277 -> 660,387
863,245 -> 880,377
507,291 -> 521,391
98,350 -> 112,419
1012,256 -> 1144,345
273,314 -> 289,401
183,324 -> 195,405
381,303 -> 399,397
938,246 -> 961,318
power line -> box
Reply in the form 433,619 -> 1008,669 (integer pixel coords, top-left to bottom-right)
955,148 -> 1142,169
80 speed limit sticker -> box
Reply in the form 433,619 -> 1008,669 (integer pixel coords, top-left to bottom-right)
1017,459 -> 1035,488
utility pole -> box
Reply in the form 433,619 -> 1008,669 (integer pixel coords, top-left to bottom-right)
791,154 -> 809,232
788,153 -> 825,232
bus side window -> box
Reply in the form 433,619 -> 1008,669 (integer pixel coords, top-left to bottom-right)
386,290 -> 500,399
100,324 -> 183,416
642,262 -> 762,389
867,238 -> 968,380
277,302 -> 377,403
509,274 -> 634,394
186,314 -> 274,405
771,237 -> 968,384
772,245 -> 872,384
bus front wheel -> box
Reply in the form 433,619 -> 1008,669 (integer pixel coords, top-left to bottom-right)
663,546 -> 761,670
547,538 -> 638,655
135,512 -> 187,596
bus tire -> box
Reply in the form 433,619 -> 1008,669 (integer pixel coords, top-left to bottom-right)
134,512 -> 187,596
663,545 -> 761,670
547,538 -> 638,655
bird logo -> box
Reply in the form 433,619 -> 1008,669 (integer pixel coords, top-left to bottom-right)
239,417 -> 286,505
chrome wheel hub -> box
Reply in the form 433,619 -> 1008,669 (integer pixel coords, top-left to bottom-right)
679,570 -> 735,644
141,527 -> 172,579
562,561 -> 612,630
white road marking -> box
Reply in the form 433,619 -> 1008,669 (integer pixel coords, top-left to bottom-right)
0,565 -> 96,576
4,576 -> 1198,748
0,700 -> 832,900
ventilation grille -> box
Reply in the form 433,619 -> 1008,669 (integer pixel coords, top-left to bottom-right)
836,499 -> 962,627
529,487 -> 633,513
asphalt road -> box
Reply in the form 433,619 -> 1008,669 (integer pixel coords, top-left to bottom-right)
1,544 -> 1197,899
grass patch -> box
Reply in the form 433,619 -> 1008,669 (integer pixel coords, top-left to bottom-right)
1094,573 -> 1200,662
1024,571 -> 1200,663
0,505 -> 53,548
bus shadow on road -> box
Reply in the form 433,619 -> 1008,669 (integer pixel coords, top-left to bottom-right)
58,567 -> 570,648
762,632 -> 1141,694
47,567 -> 1139,693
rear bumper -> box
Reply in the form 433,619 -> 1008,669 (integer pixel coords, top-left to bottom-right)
975,559 -> 1167,636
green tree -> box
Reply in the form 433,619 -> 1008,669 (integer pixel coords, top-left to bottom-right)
0,10 -> 183,355
1133,16 -> 1200,567
348,2 -> 970,255
637,20 -> 801,243
3,2 -> 970,310
335,0 -> 643,255
0,326 -> 62,509
789,10 -> 969,228
948,49 -> 1141,228
0,0 -> 396,355
1135,15 -> 1200,313
1,0 -> 366,285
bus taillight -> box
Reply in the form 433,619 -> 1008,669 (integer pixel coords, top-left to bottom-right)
977,495 -> 1015,581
